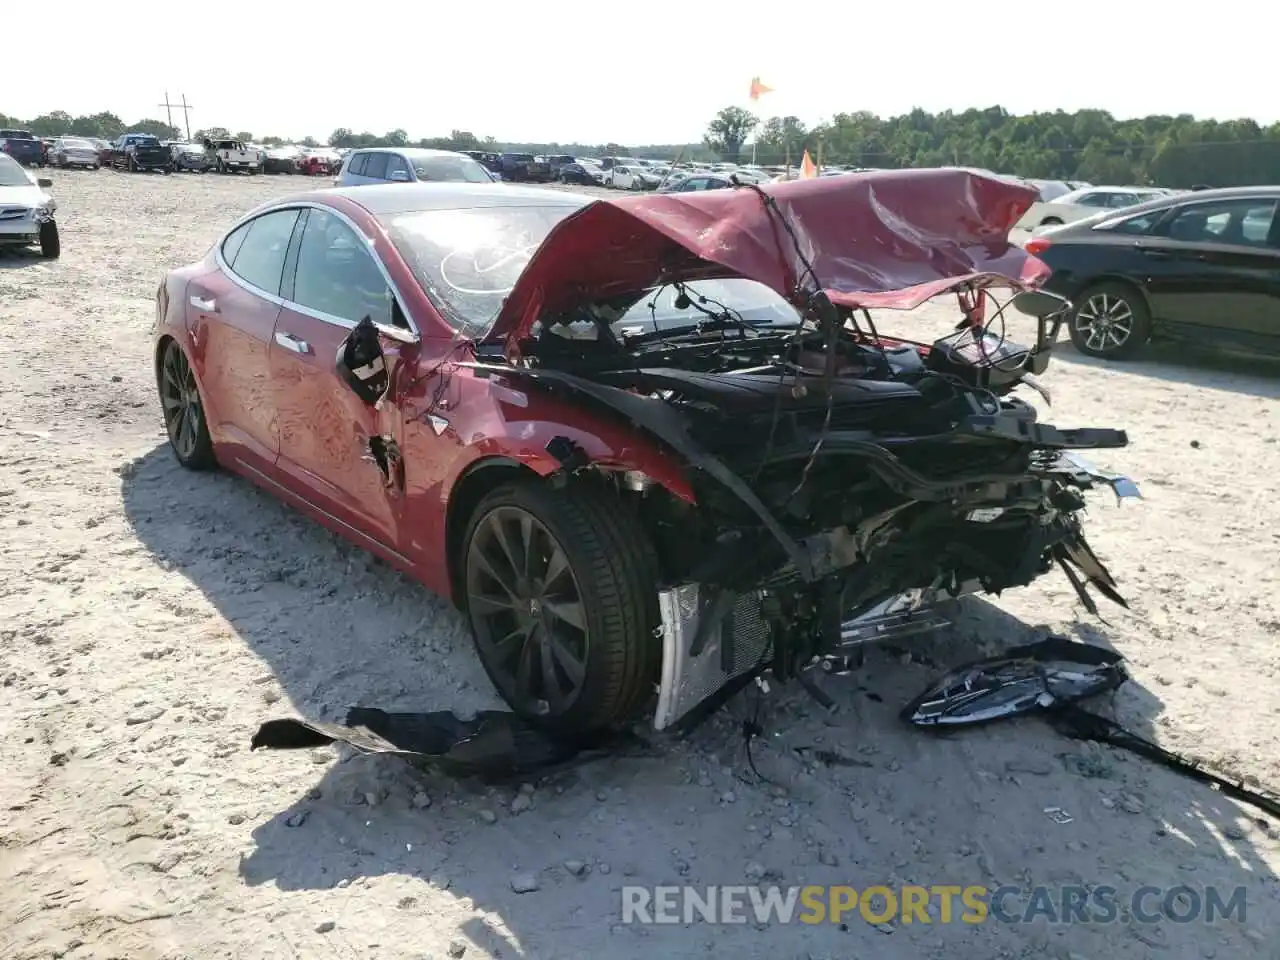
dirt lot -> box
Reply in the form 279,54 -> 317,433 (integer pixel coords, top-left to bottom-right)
2,169 -> 1280,960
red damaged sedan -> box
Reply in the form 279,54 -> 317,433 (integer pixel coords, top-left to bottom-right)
151,171 -> 1140,734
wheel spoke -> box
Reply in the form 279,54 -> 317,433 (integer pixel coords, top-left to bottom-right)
544,598 -> 586,632
471,546 -> 520,601
170,405 -> 186,444
161,394 -> 182,413
519,513 -> 536,580
487,513 -> 526,581
468,590 -> 517,617
542,544 -> 570,590
546,630 -> 586,688
539,636 -> 571,710
181,405 -> 198,453
514,628 -> 538,697
492,624 -> 530,666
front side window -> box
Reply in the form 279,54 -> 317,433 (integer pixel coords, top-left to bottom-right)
223,209 -> 301,295
1098,211 -> 1162,236
362,153 -> 389,179
386,154 -> 411,180
292,209 -> 396,326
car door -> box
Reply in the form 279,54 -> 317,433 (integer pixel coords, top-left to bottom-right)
1140,197 -> 1280,341
343,151 -> 370,185
271,206 -> 407,550
187,207 -> 300,470
362,152 -> 389,183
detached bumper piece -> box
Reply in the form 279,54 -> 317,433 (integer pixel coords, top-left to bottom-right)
653,582 -> 972,731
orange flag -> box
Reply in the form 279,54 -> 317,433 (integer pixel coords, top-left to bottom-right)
800,149 -> 818,179
748,76 -> 774,101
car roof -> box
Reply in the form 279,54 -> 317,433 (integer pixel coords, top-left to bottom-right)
351,147 -> 469,158
281,182 -> 595,217
1051,185 -> 1280,235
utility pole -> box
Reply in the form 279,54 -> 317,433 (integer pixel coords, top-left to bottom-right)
159,93 -> 194,140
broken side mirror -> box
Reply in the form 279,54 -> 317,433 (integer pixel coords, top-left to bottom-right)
336,316 -> 389,405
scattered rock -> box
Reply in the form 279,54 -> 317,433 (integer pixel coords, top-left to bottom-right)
745,861 -> 766,882
1117,792 -> 1145,815
447,938 -> 467,957
598,862 -> 612,875
563,859 -> 587,877
315,921 -> 336,934
411,791 -> 432,810
721,790 -> 737,804
227,813 -> 246,825
478,809 -> 497,825
286,811 -> 309,828
511,793 -> 532,815
510,872 -> 540,894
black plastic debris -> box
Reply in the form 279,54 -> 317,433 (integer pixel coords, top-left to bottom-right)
901,636 -> 1128,728
251,707 -> 648,783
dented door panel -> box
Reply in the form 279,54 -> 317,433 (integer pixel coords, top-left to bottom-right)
271,307 -> 404,551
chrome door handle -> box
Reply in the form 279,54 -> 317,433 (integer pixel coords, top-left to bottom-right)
189,295 -> 218,312
274,331 -> 312,354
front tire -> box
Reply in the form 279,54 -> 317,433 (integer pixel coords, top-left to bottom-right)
39,221 -> 60,259
1068,282 -> 1152,360
461,480 -> 660,734
158,340 -> 216,470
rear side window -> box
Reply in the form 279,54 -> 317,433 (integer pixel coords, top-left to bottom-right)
348,152 -> 368,176
1101,211 -> 1162,236
1166,198 -> 1277,248
363,153 -> 389,179
223,209 -> 301,295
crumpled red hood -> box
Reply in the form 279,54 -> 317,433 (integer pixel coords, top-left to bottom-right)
491,167 -> 1049,346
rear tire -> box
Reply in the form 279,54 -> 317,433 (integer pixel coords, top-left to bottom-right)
461,480 -> 661,734
158,340 -> 217,470
1068,281 -> 1151,360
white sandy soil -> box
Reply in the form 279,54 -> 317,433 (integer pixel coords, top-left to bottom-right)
2,170 -> 1280,960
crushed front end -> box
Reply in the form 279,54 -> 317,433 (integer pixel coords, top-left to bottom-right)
485,169 -> 1143,730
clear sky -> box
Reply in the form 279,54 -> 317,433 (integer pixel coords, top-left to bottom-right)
8,1 -> 1273,144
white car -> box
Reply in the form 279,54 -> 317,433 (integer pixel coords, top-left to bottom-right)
608,164 -> 661,191
0,154 -> 59,258
50,137 -> 101,169
1017,185 -> 1174,232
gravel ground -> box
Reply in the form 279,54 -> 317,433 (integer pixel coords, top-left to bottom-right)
2,169 -> 1280,960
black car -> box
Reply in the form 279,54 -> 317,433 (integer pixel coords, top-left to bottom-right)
1026,187 -> 1280,360
558,162 -> 600,186
169,142 -> 210,172
262,146 -> 300,174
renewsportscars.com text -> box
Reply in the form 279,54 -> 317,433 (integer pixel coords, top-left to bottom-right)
620,884 -> 1248,926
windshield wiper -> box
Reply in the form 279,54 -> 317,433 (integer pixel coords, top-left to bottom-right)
624,317 -> 799,347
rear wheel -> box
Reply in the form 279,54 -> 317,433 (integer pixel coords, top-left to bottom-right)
461,481 -> 660,734
1068,282 -> 1151,360
158,340 -> 216,470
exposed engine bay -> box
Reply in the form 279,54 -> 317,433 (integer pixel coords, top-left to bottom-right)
468,277 -> 1140,729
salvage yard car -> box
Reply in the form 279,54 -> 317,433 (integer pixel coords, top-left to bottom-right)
151,171 -> 1138,734
0,155 -> 60,258
204,137 -> 260,174
1026,186 -> 1280,360
0,128 -> 46,167
110,133 -> 171,173
49,137 -> 101,169
334,147 -> 496,187
170,141 -> 211,173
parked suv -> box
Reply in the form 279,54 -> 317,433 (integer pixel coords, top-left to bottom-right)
334,147 -> 496,187
0,129 -> 45,167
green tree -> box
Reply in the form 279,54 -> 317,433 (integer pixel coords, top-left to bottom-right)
195,127 -> 231,142
234,130 -> 254,144
704,106 -> 759,163
132,119 -> 181,140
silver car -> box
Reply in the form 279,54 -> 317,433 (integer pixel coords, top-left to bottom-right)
0,154 -> 59,258
333,147 -> 496,187
50,136 -> 101,170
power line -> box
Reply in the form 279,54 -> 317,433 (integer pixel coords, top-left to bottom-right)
158,93 -> 194,141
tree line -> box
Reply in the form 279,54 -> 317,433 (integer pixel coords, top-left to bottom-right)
7,104 -> 1279,188
707,105 -> 1280,188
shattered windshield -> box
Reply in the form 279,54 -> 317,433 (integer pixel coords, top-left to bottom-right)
385,204 -> 582,335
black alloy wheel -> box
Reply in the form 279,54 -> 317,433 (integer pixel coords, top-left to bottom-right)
1068,282 -> 1152,360
467,504 -> 590,718
461,482 -> 661,732
159,341 -> 216,469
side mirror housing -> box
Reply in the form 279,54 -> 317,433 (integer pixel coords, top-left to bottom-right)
335,317 -> 389,405
37,177 -> 53,188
